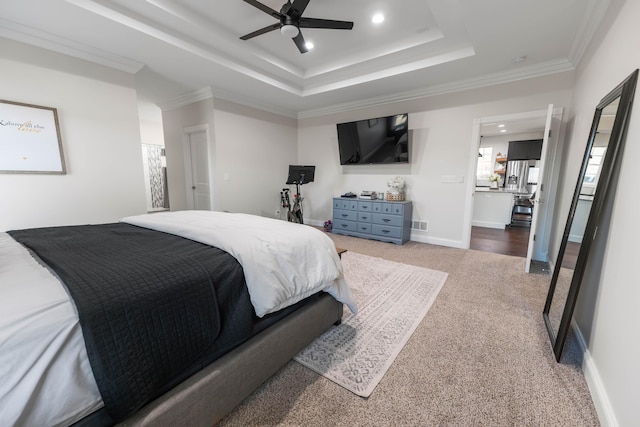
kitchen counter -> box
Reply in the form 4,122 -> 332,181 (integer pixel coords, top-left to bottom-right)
472,189 -> 515,229
475,187 -> 532,195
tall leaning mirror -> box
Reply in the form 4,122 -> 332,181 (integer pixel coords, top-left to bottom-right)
543,69 -> 638,361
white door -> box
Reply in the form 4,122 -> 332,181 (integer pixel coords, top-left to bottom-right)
525,104 -> 562,272
184,127 -> 211,210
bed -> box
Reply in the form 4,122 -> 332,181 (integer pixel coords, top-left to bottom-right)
0,211 -> 356,426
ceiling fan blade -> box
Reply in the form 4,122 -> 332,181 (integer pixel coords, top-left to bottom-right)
292,32 -> 309,54
299,17 -> 354,30
240,23 -> 281,40
287,0 -> 310,20
242,0 -> 281,19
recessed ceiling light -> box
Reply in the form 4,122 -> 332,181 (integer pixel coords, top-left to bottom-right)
500,129 -> 507,133
305,41 -> 314,50
372,13 -> 384,24
498,124 -> 505,128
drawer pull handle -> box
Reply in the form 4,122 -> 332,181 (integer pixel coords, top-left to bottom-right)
382,230 -> 390,234
341,224 -> 349,228
362,206 -> 368,209
362,216 -> 368,220
341,214 -> 348,217
361,227 -> 367,230
383,218 -> 391,222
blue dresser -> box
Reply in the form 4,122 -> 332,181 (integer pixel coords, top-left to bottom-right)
332,198 -> 412,245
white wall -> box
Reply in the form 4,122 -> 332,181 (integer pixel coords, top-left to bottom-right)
298,73 -> 574,247
0,38 -> 147,231
161,98 -> 297,217
559,0 -> 640,425
212,100 -> 298,217
138,101 -> 165,146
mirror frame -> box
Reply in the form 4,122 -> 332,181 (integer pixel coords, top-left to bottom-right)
543,69 -> 638,361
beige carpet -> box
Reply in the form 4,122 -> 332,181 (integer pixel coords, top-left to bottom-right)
218,233 -> 600,426
295,252 -> 448,397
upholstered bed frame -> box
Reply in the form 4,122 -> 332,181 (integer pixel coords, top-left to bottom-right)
5,213 -> 350,426
110,293 -> 342,426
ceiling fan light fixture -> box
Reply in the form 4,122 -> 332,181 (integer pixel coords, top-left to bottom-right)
280,24 -> 299,38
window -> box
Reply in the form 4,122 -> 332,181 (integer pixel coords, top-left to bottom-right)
477,147 -> 494,180
582,146 -> 606,193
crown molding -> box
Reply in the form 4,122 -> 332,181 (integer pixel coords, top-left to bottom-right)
567,0 -> 611,67
159,87 -> 215,111
298,59 -> 575,119
0,18 -> 144,74
209,88 -> 298,119
160,86 -> 298,119
163,58 -> 575,120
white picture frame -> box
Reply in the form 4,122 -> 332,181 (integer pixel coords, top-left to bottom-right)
0,99 -> 66,174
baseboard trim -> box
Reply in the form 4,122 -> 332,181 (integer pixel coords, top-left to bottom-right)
471,220 -> 507,229
310,220 -> 465,249
572,320 -> 619,427
410,233 -> 465,249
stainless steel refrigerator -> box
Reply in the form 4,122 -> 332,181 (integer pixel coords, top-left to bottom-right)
505,159 -> 540,194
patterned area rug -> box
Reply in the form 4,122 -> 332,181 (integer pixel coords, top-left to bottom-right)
294,251 -> 448,397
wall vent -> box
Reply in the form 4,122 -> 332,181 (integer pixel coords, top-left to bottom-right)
411,220 -> 428,232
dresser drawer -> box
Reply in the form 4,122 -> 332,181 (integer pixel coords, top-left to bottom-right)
372,213 -> 403,227
357,201 -> 373,212
380,203 -> 404,215
332,198 -> 411,245
334,209 -> 357,221
358,212 -> 373,222
335,199 -> 358,210
357,222 -> 372,233
333,219 -> 357,232
372,224 -> 402,239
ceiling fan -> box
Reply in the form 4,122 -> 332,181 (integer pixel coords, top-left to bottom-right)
239,0 -> 354,54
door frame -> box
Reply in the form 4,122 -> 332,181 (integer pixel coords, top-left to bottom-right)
525,106 -> 564,272
183,124 -> 215,210
463,107 -> 563,270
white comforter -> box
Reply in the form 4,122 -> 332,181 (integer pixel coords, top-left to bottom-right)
122,210 -> 357,317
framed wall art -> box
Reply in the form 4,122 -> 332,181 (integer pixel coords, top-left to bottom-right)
0,99 -> 66,174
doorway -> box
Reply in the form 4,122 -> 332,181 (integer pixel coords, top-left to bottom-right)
183,124 -> 213,210
464,106 -> 563,271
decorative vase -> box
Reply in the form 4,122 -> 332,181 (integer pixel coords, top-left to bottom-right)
490,181 -> 499,189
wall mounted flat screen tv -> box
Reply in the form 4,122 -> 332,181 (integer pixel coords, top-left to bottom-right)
336,113 -> 409,165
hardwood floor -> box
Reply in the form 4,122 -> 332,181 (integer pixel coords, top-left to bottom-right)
470,226 -> 530,258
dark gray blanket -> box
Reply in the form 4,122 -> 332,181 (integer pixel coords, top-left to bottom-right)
9,223 -> 254,422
